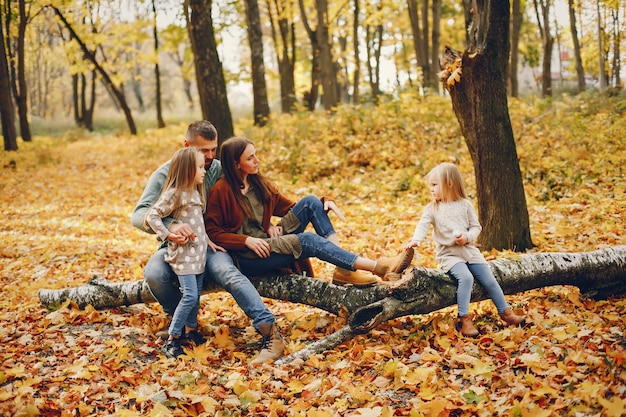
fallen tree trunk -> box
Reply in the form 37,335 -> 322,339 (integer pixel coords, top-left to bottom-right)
39,246 -> 626,362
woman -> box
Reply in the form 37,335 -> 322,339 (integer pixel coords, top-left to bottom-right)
205,137 -> 413,287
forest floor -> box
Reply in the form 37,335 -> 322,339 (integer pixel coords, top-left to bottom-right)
0,92 -> 625,416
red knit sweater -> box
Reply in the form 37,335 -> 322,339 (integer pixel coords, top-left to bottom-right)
205,178 -> 295,251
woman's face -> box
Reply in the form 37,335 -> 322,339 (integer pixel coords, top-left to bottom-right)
236,143 -> 259,176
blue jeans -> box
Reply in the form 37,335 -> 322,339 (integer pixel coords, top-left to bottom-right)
447,262 -> 509,316
144,248 -> 275,331
236,195 -> 358,276
168,273 -> 203,337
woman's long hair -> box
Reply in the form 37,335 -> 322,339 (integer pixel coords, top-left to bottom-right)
427,162 -> 467,207
160,147 -> 205,219
219,136 -> 276,217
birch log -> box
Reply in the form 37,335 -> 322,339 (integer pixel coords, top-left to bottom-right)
38,246 -> 626,362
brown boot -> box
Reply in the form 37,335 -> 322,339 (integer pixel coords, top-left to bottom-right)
457,315 -> 479,337
373,248 -> 414,278
500,308 -> 526,326
251,323 -> 285,365
332,267 -> 379,287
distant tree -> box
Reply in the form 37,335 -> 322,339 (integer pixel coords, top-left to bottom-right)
0,11 -> 17,151
152,0 -> 165,128
161,24 -> 195,111
185,0 -> 233,143
365,6 -> 383,101
509,0 -> 522,97
267,0 -> 297,113
595,0 -> 607,90
51,7 -> 137,135
440,0 -> 534,251
532,0 -> 554,97
6,0 -> 33,142
568,0 -> 585,93
351,0 -> 361,104
245,0 -> 270,126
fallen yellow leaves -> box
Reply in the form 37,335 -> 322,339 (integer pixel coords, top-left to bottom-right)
1,97 -> 625,416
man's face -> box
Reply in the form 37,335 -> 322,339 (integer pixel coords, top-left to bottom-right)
186,135 -> 218,168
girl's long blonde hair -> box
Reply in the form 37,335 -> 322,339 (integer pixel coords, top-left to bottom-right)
160,147 -> 205,219
427,162 -> 467,205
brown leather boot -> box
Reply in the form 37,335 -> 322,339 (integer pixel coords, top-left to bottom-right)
373,248 -> 414,278
500,308 -> 526,326
332,267 -> 379,287
457,315 -> 479,337
251,323 -> 285,365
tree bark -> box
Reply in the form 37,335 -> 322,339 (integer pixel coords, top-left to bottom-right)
15,0 -> 31,142
568,0 -> 585,93
39,246 -> 626,361
441,0 -> 534,252
509,0 -> 522,97
152,0 -> 165,129
245,0 -> 271,126
267,0 -> 297,113
0,10 -> 17,151
315,0 -> 338,110
185,0 -> 234,143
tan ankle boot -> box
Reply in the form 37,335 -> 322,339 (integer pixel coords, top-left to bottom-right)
373,248 -> 414,278
500,308 -> 526,326
251,323 -> 285,365
457,315 -> 479,337
332,267 -> 379,287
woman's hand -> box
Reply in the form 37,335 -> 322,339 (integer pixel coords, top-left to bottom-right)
245,236 -> 271,258
323,199 -> 346,221
268,224 -> 283,237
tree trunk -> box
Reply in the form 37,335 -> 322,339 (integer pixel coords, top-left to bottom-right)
596,0 -> 607,90
568,0 -> 585,93
0,12 -> 17,151
298,0 -> 320,111
245,0 -> 271,126
509,0 -> 522,97
429,0 -> 441,88
51,7 -> 137,135
533,0 -> 553,97
152,0 -> 165,129
38,246 -> 626,362
185,0 -> 234,143
442,0 -> 533,252
315,0 -> 338,110
352,0 -> 360,104
15,0 -> 31,142
267,0 -> 297,113
407,0 -> 425,88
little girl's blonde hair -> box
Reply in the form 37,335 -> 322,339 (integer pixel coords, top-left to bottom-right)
427,162 -> 467,204
160,147 -> 205,219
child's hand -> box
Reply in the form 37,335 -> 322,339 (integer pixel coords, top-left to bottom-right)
454,233 -> 468,246
402,241 -> 418,250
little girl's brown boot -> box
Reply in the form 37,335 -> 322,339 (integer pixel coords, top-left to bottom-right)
457,315 -> 479,337
500,308 -> 526,326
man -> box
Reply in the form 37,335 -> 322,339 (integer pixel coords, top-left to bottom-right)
131,121 -> 283,364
